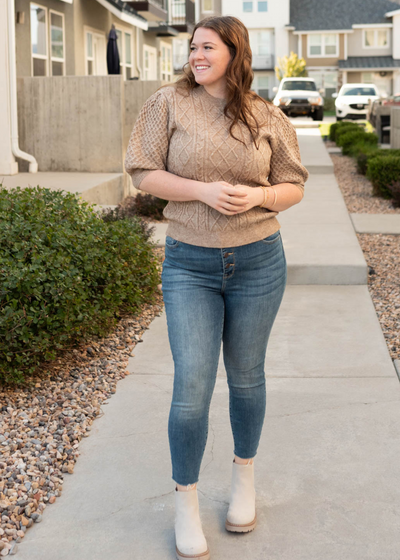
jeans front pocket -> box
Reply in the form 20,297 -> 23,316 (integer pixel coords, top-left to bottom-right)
165,235 -> 180,248
261,230 -> 281,245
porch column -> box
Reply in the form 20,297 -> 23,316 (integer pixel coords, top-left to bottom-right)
0,0 -> 18,175
393,70 -> 400,95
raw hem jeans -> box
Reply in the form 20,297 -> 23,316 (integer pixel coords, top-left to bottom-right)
161,229 -> 287,486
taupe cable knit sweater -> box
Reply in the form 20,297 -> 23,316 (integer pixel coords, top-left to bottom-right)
124,84 -> 308,248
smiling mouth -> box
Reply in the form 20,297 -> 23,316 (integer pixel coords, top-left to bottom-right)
195,66 -> 210,71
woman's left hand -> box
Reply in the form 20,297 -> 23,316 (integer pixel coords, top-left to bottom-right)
232,185 -> 264,213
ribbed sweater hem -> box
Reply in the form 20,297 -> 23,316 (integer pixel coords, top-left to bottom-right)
165,216 -> 281,248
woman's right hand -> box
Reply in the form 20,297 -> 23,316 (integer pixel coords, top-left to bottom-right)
199,181 -> 249,215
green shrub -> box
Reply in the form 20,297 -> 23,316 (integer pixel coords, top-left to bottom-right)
356,147 -> 400,175
337,130 -> 378,155
366,155 -> 400,198
388,181 -> 400,207
0,185 -> 160,385
329,121 -> 359,142
334,123 -> 363,143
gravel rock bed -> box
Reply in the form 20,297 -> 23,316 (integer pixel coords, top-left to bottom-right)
328,150 -> 400,362
331,152 -> 400,214
356,234 -> 400,361
0,247 -> 165,556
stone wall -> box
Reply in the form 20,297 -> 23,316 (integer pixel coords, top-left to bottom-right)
17,76 -> 162,173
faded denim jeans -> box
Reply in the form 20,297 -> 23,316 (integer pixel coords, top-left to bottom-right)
161,229 -> 287,486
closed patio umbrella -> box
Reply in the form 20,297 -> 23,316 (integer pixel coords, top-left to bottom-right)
107,26 -> 120,75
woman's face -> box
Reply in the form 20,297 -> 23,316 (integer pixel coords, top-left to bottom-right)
189,27 -> 232,92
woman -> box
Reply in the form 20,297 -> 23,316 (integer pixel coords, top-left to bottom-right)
125,16 -> 308,560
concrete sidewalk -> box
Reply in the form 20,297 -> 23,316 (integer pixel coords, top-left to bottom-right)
15,287 -> 400,560
14,124 -> 400,560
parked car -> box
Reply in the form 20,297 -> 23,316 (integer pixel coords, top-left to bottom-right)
272,77 -> 324,121
333,84 -> 380,121
381,93 -> 400,106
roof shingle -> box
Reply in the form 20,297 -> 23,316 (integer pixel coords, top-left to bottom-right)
338,56 -> 400,69
289,0 -> 400,31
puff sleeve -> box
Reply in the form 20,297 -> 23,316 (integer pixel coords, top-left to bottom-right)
268,110 -> 309,196
124,89 -> 173,190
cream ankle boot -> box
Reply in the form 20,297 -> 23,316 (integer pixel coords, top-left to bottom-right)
225,459 -> 257,533
174,485 -> 210,560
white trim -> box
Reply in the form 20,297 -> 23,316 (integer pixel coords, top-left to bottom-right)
30,2 -> 49,76
94,0 -> 148,30
353,23 -> 392,29
385,9 -> 400,17
307,33 -> 339,58
293,29 -> 353,35
344,32 -> 348,60
341,66 -> 397,72
160,40 -> 173,82
362,28 -> 389,49
298,33 -> 302,58
114,24 -> 135,80
49,8 -> 66,76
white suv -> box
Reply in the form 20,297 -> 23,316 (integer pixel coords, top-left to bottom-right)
333,83 -> 380,121
272,77 -> 324,121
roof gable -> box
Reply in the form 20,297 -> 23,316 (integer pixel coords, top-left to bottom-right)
289,0 -> 400,31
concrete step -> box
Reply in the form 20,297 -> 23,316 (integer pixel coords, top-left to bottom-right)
1,172 -> 130,206
350,213 -> 400,234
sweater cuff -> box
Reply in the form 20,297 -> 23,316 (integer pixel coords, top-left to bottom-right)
128,169 -> 157,190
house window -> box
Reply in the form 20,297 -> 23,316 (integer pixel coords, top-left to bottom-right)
31,4 -> 48,76
161,41 -> 173,82
85,29 -> 107,76
243,2 -> 253,12
86,32 -> 94,75
250,30 -> 273,69
308,34 -> 338,57
258,1 -> 267,11
362,72 -> 374,83
202,0 -> 213,12
144,45 -> 157,80
115,28 -> 134,80
30,4 -> 66,76
363,29 -> 388,48
49,11 -> 65,75
173,38 -> 189,71
253,75 -> 269,99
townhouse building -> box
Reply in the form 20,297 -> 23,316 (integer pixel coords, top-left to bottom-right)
288,0 -> 400,97
13,0 -> 195,83
221,0 -> 290,99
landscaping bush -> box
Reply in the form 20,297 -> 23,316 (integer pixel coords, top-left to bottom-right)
0,185 -> 160,385
330,121 -> 361,142
366,155 -> 400,199
356,147 -> 400,175
388,181 -> 400,207
336,130 -> 378,156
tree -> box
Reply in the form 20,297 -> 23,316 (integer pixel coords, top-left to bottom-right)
275,51 -> 307,81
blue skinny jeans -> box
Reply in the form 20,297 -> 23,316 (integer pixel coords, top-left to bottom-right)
161,229 -> 287,486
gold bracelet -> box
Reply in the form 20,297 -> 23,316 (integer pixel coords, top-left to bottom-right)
259,186 -> 269,208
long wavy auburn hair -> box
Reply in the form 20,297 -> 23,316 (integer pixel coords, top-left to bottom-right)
175,16 -> 270,148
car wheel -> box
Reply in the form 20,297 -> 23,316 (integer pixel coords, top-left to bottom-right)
336,116 -> 343,122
